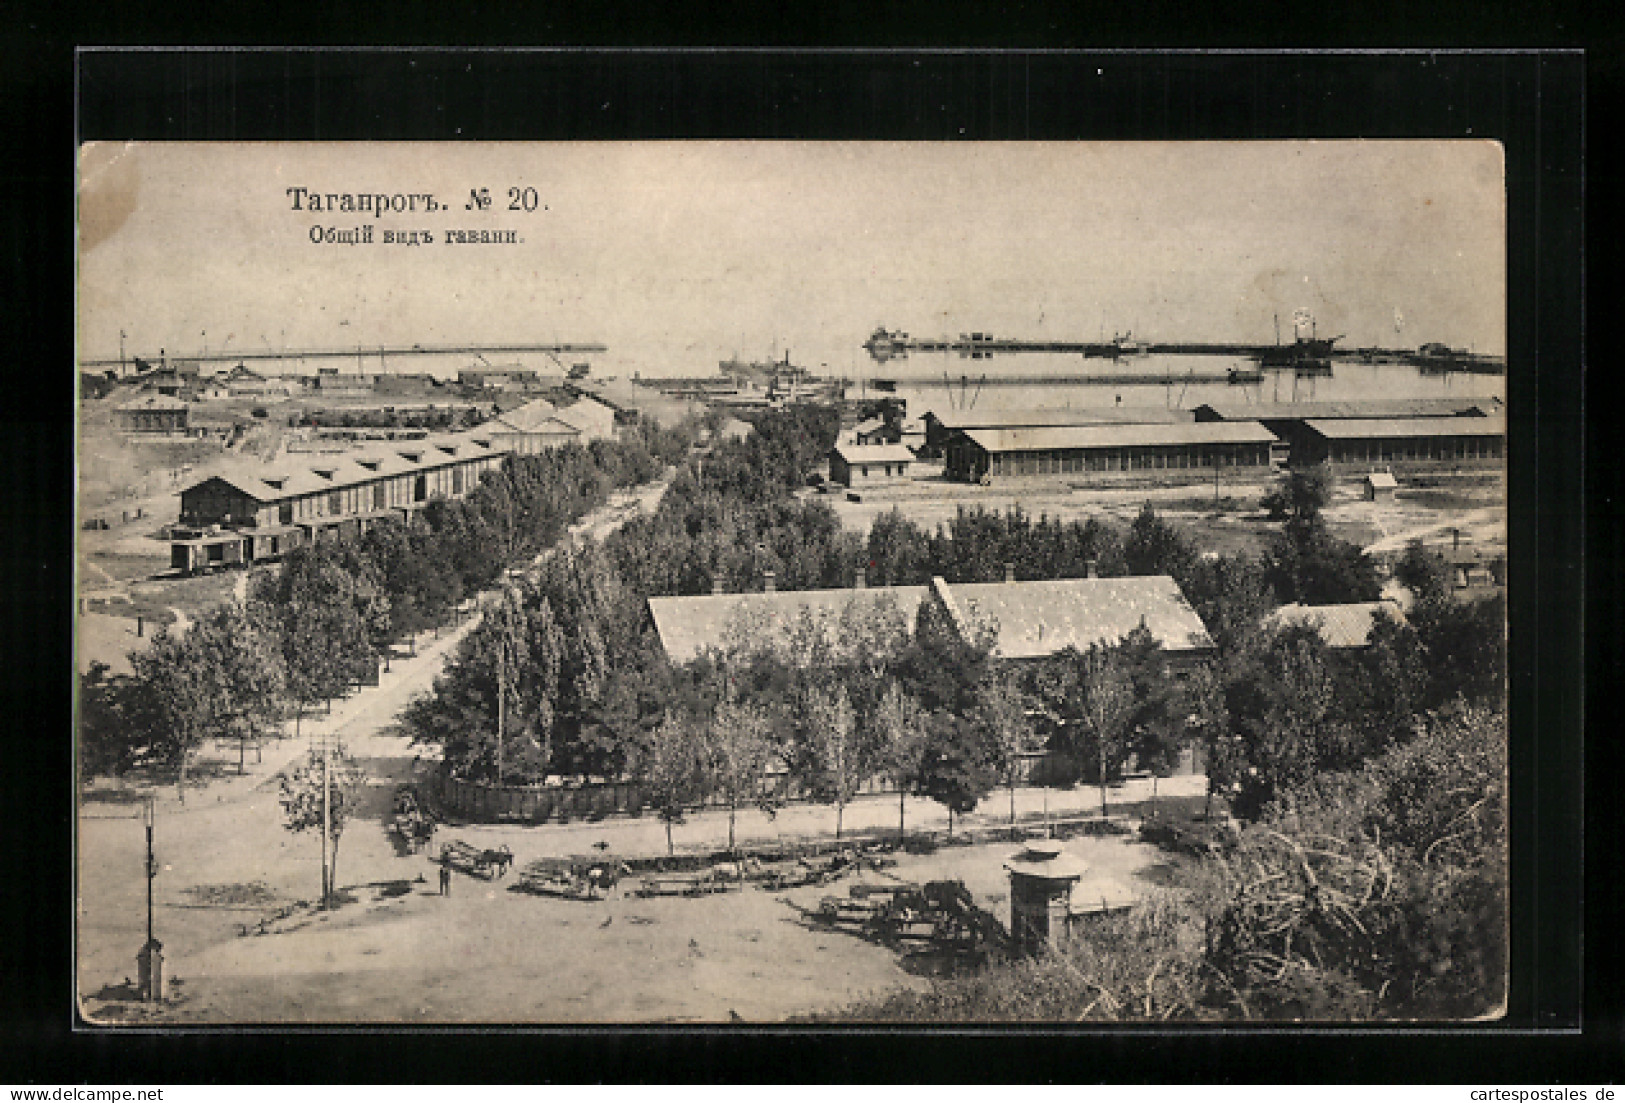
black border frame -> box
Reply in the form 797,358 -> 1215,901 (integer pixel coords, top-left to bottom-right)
7,44 -> 1595,1083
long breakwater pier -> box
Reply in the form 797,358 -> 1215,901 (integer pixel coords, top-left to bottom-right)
81,342 -> 609,371
862,330 -> 1504,374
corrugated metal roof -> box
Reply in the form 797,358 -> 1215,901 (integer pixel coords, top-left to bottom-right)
929,406 -> 1194,429
1195,398 -> 1496,422
648,587 -> 930,665
1262,601 -> 1407,648
952,576 -> 1213,658
832,443 -> 917,464
961,421 -> 1278,453
1302,414 -> 1506,440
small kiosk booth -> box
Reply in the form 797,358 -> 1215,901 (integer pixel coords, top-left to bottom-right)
1003,839 -> 1088,950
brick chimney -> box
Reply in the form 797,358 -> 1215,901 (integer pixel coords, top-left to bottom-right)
1004,561 -> 1016,583
854,566 -> 867,589
762,570 -> 776,593
1085,558 -> 1098,579
712,576 -> 725,595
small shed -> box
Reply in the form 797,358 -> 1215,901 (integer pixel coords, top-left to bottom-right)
1363,471 -> 1399,502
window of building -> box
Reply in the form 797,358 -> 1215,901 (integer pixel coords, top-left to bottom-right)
329,491 -> 343,515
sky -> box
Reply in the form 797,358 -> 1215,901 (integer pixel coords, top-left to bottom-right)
78,141 -> 1506,377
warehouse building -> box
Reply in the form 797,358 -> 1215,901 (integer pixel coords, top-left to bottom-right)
922,405 -> 1193,455
173,428 -> 510,570
117,393 -> 191,433
942,421 -> 1280,482
1192,398 -> 1499,464
1293,414 -> 1505,468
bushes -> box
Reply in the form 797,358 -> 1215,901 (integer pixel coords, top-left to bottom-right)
825,703 -> 1507,1023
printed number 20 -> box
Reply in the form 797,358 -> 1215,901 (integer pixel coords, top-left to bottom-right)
508,187 -> 539,212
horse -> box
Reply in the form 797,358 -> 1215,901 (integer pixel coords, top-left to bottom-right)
481,845 -> 515,878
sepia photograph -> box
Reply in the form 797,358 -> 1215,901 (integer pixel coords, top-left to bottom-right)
76,139 -> 1508,1025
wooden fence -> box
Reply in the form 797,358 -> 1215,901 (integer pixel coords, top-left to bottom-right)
429,767 -> 897,825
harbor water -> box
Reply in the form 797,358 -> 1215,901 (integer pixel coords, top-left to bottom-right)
853,352 -> 1505,417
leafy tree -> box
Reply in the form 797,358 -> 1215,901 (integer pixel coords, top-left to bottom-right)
1124,504 -> 1198,581
1115,624 -> 1187,805
917,712 -> 998,835
1178,662 -> 1235,818
1263,519 -> 1383,606
866,508 -> 934,586
78,661 -> 139,780
869,682 -> 929,839
641,712 -> 708,856
1075,643 -> 1136,817
971,671 -> 1038,824
278,742 -> 367,908
1394,539 -> 1452,608
1259,463 -> 1334,523
1181,553 -> 1273,657
704,698 -> 776,852
801,684 -> 866,839
1227,632 -> 1346,819
1408,591 -> 1507,709
127,602 -> 288,800
256,539 -> 390,713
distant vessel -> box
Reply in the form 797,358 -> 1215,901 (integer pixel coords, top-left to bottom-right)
719,350 -> 812,383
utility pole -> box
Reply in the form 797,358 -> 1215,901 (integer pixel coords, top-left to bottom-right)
138,796 -> 163,1002
144,797 -> 155,947
321,731 -> 332,907
496,639 -> 506,787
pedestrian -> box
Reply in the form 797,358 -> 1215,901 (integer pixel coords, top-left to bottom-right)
439,863 -> 451,896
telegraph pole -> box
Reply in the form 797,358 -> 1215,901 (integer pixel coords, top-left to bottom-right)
496,640 -> 506,786
321,731 -> 332,907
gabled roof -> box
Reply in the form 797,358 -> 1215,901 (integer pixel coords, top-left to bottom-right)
1302,414 -> 1505,440
1194,398 -> 1497,422
951,576 -> 1214,658
648,587 -> 930,665
553,396 -> 617,433
1262,601 -> 1407,648
927,406 -> 1194,430
960,421 -> 1278,453
489,398 -> 559,433
181,428 -> 510,504
647,575 -> 1213,664
831,443 -> 916,465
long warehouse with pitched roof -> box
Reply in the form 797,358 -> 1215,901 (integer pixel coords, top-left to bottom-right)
169,427 -> 510,572
941,421 -> 1282,482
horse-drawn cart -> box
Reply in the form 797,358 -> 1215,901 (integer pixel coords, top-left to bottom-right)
391,786 -> 436,853
439,839 -> 514,880
517,855 -> 630,900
